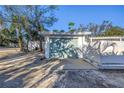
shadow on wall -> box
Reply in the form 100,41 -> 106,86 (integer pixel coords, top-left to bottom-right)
49,37 -> 124,59
49,38 -> 79,58
82,40 -> 124,63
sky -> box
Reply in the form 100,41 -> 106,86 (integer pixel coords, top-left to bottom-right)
49,5 -> 124,31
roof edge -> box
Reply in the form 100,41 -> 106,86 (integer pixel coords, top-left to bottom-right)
39,31 -> 91,36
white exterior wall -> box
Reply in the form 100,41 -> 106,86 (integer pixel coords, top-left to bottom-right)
45,36 -> 50,58
28,41 -> 40,51
78,36 -> 83,58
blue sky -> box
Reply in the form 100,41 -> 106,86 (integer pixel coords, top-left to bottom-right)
49,5 -> 124,31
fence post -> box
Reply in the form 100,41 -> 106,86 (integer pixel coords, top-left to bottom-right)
120,37 -> 122,41
90,37 -> 93,43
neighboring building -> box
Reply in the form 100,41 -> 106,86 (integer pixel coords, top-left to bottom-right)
42,32 -> 91,59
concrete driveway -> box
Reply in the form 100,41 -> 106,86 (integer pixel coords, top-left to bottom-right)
61,59 -> 97,70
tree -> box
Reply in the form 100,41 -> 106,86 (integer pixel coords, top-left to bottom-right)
60,30 -> 65,32
52,29 -> 60,32
77,24 -> 87,32
25,6 -> 58,51
87,21 -> 112,36
68,22 -> 75,32
102,26 -> 124,36
12,15 -> 24,51
0,5 -> 58,52
0,27 -> 18,47
52,29 -> 65,32
0,6 -> 25,51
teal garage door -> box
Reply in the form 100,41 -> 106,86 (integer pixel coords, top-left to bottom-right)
49,38 -> 79,58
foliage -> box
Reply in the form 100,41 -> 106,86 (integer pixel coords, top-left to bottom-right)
0,5 -> 58,51
68,22 -> 75,32
87,21 -> 112,36
60,30 -> 65,32
67,21 -> 112,34
102,27 -> 124,36
52,29 -> 65,32
52,29 -> 59,32
0,28 -> 18,47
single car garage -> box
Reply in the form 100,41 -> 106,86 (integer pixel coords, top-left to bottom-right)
43,32 -> 91,59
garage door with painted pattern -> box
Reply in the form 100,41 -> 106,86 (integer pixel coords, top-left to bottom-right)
49,38 -> 79,58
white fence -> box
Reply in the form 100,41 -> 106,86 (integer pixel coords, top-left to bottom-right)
84,36 -> 124,66
90,36 -> 124,55
90,36 -> 124,42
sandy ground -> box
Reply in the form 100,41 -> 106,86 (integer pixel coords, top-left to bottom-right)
0,48 -> 124,88
0,48 -> 20,59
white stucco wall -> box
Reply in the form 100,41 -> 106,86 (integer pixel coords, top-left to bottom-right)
45,37 -> 50,58
87,37 -> 124,64
28,41 -> 40,51
90,40 -> 124,55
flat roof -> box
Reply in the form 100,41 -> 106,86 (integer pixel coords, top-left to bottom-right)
39,31 -> 91,36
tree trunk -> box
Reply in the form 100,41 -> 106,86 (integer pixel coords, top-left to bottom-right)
39,39 -> 43,52
18,31 -> 24,51
26,40 -> 29,52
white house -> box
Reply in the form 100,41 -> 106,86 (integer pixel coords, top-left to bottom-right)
38,32 -> 124,69
42,32 -> 91,59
